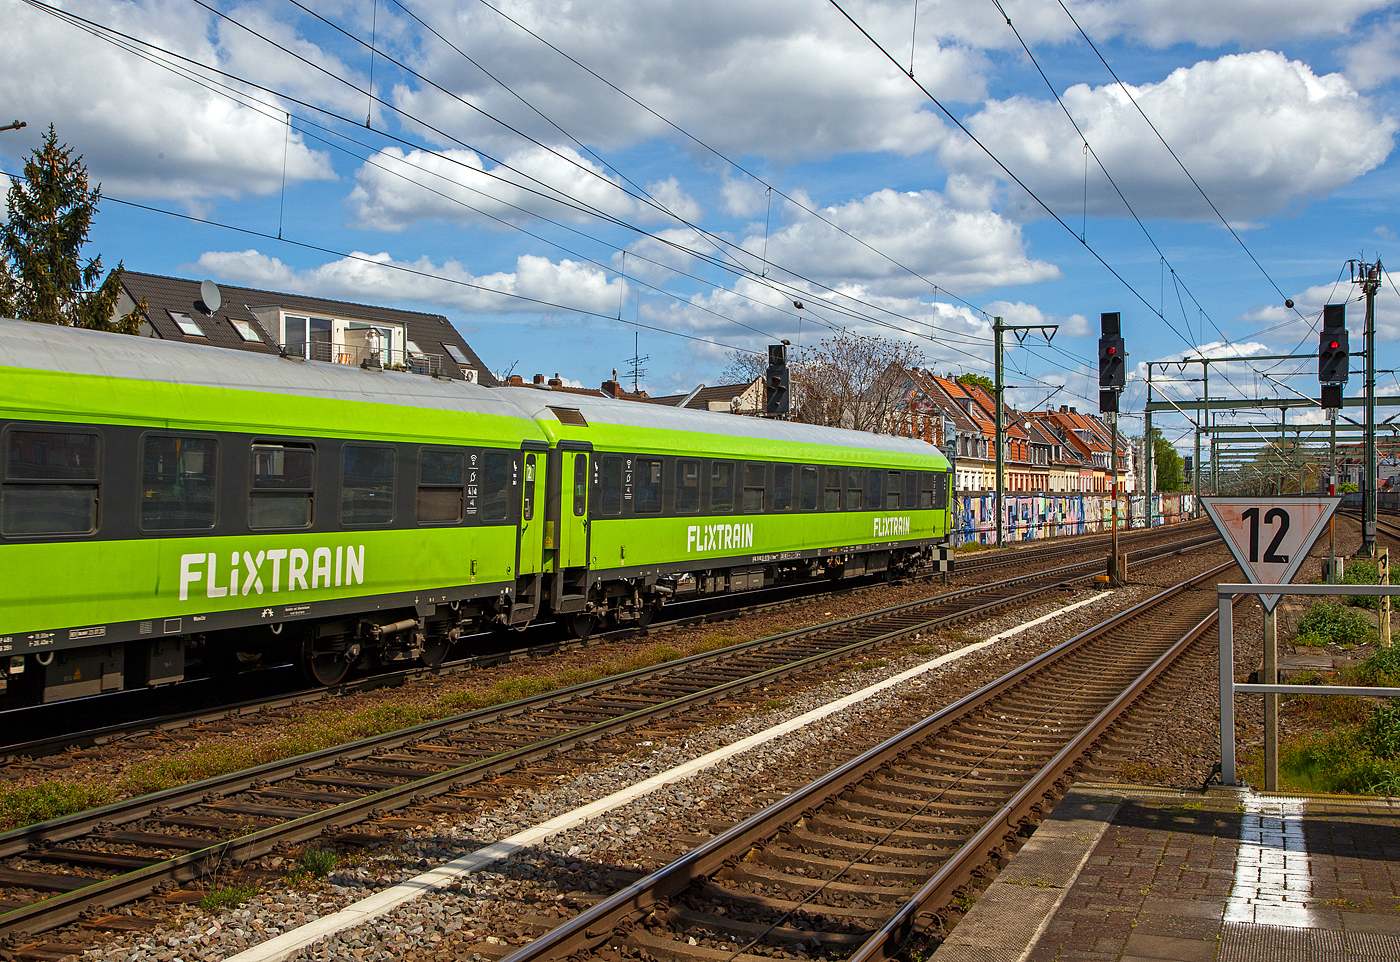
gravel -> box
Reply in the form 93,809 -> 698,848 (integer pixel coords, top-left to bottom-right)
70,546 -> 1236,962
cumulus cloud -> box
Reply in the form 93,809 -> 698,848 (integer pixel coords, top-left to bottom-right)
941,51 -> 1396,222
1345,18 -> 1400,90
194,248 -> 626,316
0,0 -> 337,204
1242,284 -> 1400,345
391,0 -> 979,161
748,188 -> 1060,295
347,145 -> 700,231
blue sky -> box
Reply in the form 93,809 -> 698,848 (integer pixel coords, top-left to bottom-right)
5,0 -> 1400,453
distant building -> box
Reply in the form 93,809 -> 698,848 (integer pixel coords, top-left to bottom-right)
114,270 -> 495,384
647,379 -> 765,413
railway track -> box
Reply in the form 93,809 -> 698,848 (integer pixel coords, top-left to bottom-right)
0,520 -> 1209,763
495,560 -> 1238,962
0,529 -> 1217,945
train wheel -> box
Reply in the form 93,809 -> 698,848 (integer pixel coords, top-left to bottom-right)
567,613 -> 596,641
634,605 -> 656,629
300,636 -> 352,687
420,637 -> 452,669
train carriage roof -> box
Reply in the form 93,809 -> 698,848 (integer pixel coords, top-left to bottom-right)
494,387 -> 950,465
0,318 -> 534,424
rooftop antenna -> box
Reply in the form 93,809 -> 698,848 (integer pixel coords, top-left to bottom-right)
625,331 -> 649,394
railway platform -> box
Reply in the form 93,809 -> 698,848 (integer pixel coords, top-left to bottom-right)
933,783 -> 1400,962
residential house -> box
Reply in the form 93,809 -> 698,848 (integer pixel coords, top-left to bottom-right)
115,270 -> 495,384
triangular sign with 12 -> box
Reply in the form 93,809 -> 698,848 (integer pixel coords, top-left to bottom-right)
1200,496 -> 1340,613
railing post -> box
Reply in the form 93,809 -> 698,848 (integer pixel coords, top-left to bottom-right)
1263,607 -> 1278,791
1219,590 -> 1236,785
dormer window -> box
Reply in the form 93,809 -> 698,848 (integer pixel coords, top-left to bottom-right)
169,311 -> 205,337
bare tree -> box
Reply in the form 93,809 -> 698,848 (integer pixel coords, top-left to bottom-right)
718,348 -> 765,386
791,330 -> 922,433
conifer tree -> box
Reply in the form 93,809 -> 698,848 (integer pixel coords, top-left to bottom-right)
0,125 -> 138,332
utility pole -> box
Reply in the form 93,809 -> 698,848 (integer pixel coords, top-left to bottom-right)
1356,260 -> 1382,554
993,317 -> 1058,547
1145,363 -> 1155,527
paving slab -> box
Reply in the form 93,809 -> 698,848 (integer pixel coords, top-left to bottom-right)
932,782 -> 1400,962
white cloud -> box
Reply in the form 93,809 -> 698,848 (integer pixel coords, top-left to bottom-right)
941,51 -> 1396,222
193,248 -> 625,315
348,145 -> 700,231
391,0 -> 979,161
1345,18 -> 1400,90
0,0 -> 337,205
1242,284 -> 1400,345
1069,0 -> 1393,48
750,188 -> 1060,295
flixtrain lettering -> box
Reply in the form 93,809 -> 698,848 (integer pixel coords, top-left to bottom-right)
686,524 -> 755,553
873,516 -> 912,538
179,546 -> 366,601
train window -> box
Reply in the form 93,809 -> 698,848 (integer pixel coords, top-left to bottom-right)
417,449 -> 463,524
597,456 -> 623,516
710,461 -> 734,513
635,458 -> 663,514
904,471 -> 919,509
479,451 -> 512,523
249,443 -> 314,529
824,467 -> 841,511
2,430 -> 100,536
866,470 -> 882,510
141,436 -> 217,530
522,454 -> 536,521
573,454 -> 588,516
742,462 -> 766,513
846,469 -> 864,511
773,464 -> 793,511
675,459 -> 700,514
885,472 -> 902,510
934,471 -> 949,510
341,445 -> 396,526
800,465 -> 819,511
920,472 -> 934,508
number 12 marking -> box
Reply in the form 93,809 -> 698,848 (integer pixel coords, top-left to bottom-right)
1241,506 -> 1290,563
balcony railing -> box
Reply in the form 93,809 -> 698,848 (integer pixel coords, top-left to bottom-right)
281,340 -> 443,376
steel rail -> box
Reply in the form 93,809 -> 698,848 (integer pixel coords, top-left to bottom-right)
0,533 -> 1217,941
490,561 -> 1234,962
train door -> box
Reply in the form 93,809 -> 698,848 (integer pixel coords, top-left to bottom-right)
548,442 -> 593,629
507,442 -> 549,626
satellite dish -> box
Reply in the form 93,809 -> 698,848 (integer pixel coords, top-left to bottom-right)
199,279 -> 222,314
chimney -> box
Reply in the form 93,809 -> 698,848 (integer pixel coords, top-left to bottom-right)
533,374 -> 546,386
508,375 -> 524,385
601,379 -> 620,397
1069,406 -> 1077,414
548,375 -> 563,388
1060,405 -> 1068,413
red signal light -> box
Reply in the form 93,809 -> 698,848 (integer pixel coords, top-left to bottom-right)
1108,347 -> 1116,355
1329,340 -> 1339,349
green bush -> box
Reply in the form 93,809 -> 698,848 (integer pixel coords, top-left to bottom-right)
1296,601 -> 1373,647
1342,559 -> 1380,610
1367,701 -> 1400,759
1353,646 -> 1400,687
297,847 -> 339,877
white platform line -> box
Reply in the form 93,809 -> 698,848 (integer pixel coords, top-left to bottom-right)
225,592 -> 1107,962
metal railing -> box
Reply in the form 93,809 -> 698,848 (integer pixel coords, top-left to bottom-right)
1218,581 -> 1400,786
281,340 -> 443,376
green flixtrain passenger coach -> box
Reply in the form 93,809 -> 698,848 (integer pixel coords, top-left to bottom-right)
0,320 -> 951,706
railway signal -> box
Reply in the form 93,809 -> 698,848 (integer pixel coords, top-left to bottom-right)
765,343 -> 789,415
1319,303 -> 1348,410
1098,312 -> 1126,414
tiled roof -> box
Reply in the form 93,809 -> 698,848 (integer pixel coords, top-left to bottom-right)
648,381 -> 760,410
116,270 -> 497,385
